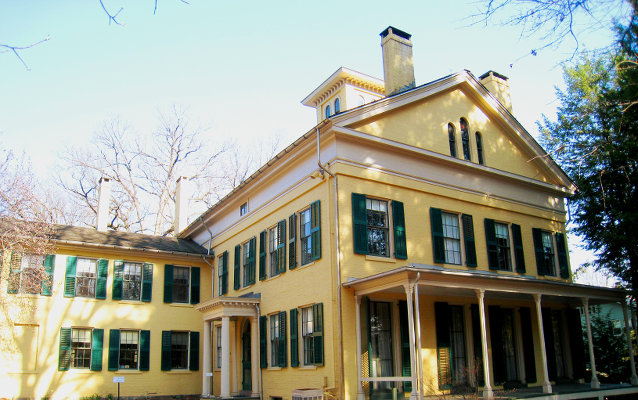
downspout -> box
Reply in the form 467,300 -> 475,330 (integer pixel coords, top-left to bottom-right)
316,125 -> 345,399
256,304 -> 263,400
413,272 -> 423,398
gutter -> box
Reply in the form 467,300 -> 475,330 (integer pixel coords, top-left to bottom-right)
316,123 -> 345,398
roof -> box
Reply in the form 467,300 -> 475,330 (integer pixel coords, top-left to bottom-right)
301,67 -> 385,107
0,219 -> 209,257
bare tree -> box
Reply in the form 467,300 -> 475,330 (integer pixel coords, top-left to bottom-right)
59,107 -> 234,235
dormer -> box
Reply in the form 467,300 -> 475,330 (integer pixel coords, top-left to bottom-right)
301,67 -> 385,124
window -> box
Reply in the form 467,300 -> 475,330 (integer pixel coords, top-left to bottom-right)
494,223 -> 512,270
240,202 -> 248,216
352,194 -> 407,259
442,213 -> 461,265
164,265 -> 200,304
238,238 -> 256,288
122,263 -> 141,300
6,253 -> 55,295
301,307 -> 314,364
435,303 -> 467,389
448,123 -> 457,158
298,201 -> 321,266
119,330 -> 139,369
58,327 -> 104,371
475,132 -> 484,165
358,95 -> 365,106
72,328 -> 92,368
485,219 -> 525,272
268,221 -> 286,277
270,312 -> 286,367
300,208 -> 313,265
430,208 -> 477,267
64,257 -> 108,299
216,326 -> 222,368
161,330 -> 199,371
532,229 -> 557,276
325,104 -> 331,119
334,97 -> 341,114
107,329 -> 150,371
218,252 -> 228,296
460,118 -> 471,161
113,261 -> 152,301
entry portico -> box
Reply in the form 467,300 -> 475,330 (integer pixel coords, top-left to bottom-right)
197,296 -> 261,399
344,265 -> 638,399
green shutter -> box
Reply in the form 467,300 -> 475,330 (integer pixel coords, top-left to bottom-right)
310,200 -> 322,261
313,303 -> 324,366
141,263 -> 153,302
7,252 -> 21,294
430,208 -> 445,263
289,214 -> 297,269
189,331 -> 200,371
512,224 -> 526,273
290,308 -> 299,367
108,329 -> 120,371
190,267 -> 200,304
259,230 -> 267,281
556,232 -> 570,278
462,214 -> 477,267
392,201 -> 408,260
484,218 -> 498,270
488,306 -> 505,384
58,327 -> 72,371
247,237 -> 256,285
96,259 -> 108,299
221,252 -> 228,295
519,307 -> 536,383
234,244 -> 241,290
137,330 -> 150,371
352,193 -> 368,254
164,264 -> 174,303
276,220 -> 287,274
112,260 -> 124,300
42,254 -> 55,296
91,329 -> 104,371
532,228 -> 546,276
278,311 -> 287,367
161,331 -> 172,371
259,316 -> 267,368
64,256 -> 77,297
435,302 -> 451,389
398,301 -> 412,392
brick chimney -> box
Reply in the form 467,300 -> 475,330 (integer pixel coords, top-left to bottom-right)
479,70 -> 512,112
174,176 -> 191,235
380,26 -> 416,96
96,177 -> 112,232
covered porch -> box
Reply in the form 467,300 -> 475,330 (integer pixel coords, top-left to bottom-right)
196,296 -> 261,400
343,265 -> 638,400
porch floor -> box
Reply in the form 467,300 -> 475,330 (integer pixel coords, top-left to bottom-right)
424,382 -> 638,400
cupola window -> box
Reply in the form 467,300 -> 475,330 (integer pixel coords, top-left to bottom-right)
448,123 -> 457,158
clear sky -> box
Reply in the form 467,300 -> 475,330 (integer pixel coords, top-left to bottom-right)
0,0 -> 623,283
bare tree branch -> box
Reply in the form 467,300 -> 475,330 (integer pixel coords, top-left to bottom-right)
0,36 -> 51,71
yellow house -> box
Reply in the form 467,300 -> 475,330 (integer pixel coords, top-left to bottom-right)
0,223 -> 212,400
3,26 -> 638,400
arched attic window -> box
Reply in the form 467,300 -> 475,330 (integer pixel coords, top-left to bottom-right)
325,104 -> 331,119
475,132 -> 484,165
334,98 -> 341,114
448,123 -> 457,158
460,118 -> 471,161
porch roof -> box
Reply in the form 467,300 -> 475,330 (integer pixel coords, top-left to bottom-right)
343,264 -> 627,306
196,295 -> 260,321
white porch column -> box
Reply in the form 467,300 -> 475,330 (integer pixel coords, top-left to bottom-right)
476,289 -> 493,399
622,302 -> 638,385
251,316 -> 260,396
414,282 -> 424,398
404,284 -> 418,400
582,298 -> 600,389
221,316 -> 231,398
231,320 -> 238,395
464,304 -> 476,388
534,294 -> 552,393
355,296 -> 365,400
514,307 -> 526,383
203,320 -> 212,396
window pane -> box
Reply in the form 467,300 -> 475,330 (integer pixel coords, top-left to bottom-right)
300,208 -> 312,265
76,259 -> 97,298
495,223 -> 512,270
171,332 -> 189,369
302,307 -> 314,365
71,328 -> 92,368
173,266 -> 190,303
442,213 -> 461,264
122,262 -> 142,300
366,199 -> 389,257
119,330 -> 139,369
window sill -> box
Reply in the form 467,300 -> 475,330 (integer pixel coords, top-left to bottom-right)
118,300 -> 144,305
299,365 -> 318,370
165,369 -> 193,374
66,369 -> 95,374
116,369 -> 142,374
365,255 -> 395,263
267,367 -> 282,371
297,261 -> 316,269
169,303 -> 194,308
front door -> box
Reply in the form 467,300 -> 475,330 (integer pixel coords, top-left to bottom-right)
368,300 -> 394,399
242,323 -> 251,391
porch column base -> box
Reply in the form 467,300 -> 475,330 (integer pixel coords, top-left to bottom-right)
542,381 -> 552,393
590,379 -> 600,389
631,375 -> 638,386
356,390 -> 365,400
482,386 -> 493,399
409,391 -> 418,400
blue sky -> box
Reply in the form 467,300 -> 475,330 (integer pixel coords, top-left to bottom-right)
0,0 -> 623,282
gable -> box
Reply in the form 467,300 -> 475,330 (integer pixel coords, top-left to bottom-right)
335,78 -> 570,188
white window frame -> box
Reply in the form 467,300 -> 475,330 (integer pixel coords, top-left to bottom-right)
366,197 -> 391,257
76,258 -> 98,298
121,261 -> 143,301
172,265 -> 191,304
441,212 -> 462,265
71,327 -> 92,369
119,329 -> 140,370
